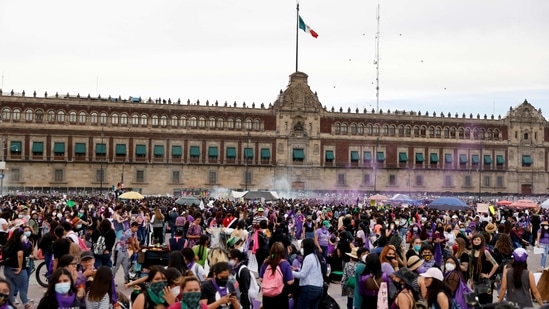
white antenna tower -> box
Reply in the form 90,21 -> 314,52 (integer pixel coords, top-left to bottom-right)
374,1 -> 380,112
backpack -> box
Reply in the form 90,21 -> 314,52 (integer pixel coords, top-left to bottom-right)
258,231 -> 269,253
93,234 -> 107,255
262,262 -> 284,297
452,277 -> 472,309
238,265 -> 260,299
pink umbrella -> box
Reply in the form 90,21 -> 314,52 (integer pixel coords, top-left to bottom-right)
508,199 -> 538,209
496,200 -> 513,206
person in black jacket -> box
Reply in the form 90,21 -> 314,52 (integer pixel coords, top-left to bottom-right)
91,219 -> 116,268
229,249 -> 252,309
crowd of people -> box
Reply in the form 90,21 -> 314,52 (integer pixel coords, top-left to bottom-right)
0,194 -> 547,309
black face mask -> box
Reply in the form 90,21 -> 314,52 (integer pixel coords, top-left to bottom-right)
472,244 -> 481,250
215,277 -> 228,287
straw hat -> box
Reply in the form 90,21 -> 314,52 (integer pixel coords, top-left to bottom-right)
485,223 -> 497,233
346,247 -> 359,259
406,255 -> 425,271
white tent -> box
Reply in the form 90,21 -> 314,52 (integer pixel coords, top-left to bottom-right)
230,190 -> 248,199
541,199 -> 549,209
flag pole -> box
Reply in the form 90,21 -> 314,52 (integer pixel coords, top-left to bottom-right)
295,1 -> 300,72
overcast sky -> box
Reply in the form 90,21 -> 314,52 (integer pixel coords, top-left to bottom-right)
1,0 -> 548,118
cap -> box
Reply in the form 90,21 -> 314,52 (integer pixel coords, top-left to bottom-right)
323,220 -> 331,228
420,267 -> 444,281
406,255 -> 425,272
81,250 -> 94,260
257,207 -> 265,212
512,248 -> 528,263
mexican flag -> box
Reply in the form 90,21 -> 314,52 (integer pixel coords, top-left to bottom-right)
298,15 -> 318,38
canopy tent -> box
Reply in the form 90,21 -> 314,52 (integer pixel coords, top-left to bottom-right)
175,196 -> 201,206
496,200 -> 513,206
369,194 -> 389,201
118,191 -> 144,200
508,199 -> 538,209
242,191 -> 278,201
541,199 -> 549,209
230,191 -> 247,199
428,197 -> 469,211
390,194 -> 413,201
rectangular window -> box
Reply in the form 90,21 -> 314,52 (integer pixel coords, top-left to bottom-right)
459,154 -> 468,165
325,150 -> 334,163
496,176 -> 504,187
115,144 -> 126,157
54,169 -> 64,182
416,175 -> 424,186
10,168 -> 20,182
350,151 -> 359,162
363,174 -> 371,185
471,154 -> 480,165
376,152 -> 385,162
226,147 -> 236,159
522,155 -> 532,167
293,149 -> 304,161
398,152 -> 408,163
136,145 -> 147,158
389,174 -> 396,186
337,174 -> 346,185
464,175 -> 472,187
483,155 -> 492,166
244,171 -> 252,185
171,146 -> 182,159
496,155 -> 505,166
32,142 -> 44,155
96,169 -> 105,183
430,153 -> 438,164
209,171 -> 217,184
171,171 -> 180,184
444,175 -> 452,187
95,143 -> 106,156
444,154 -> 453,164
190,146 -> 200,158
208,147 -> 219,159
363,151 -> 372,162
53,142 -> 65,156
75,143 -> 86,156
154,145 -> 165,158
415,153 -> 424,164
10,141 -> 22,154
136,170 -> 145,183
260,148 -> 271,160
483,176 -> 490,187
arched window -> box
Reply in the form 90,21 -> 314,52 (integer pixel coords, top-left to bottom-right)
493,129 -> 500,140
473,128 -> 479,139
69,111 -> 76,123
25,109 -> 33,121
435,127 -> 441,138
405,125 -> 411,137
245,118 -> 252,130
198,117 -> 205,127
36,110 -> 44,122
235,119 -> 242,129
151,115 -> 159,126
226,118 -> 234,129
382,124 -> 388,136
171,116 -> 178,127
429,126 -> 435,138
209,117 -> 216,128
450,127 -> 456,138
479,129 -> 485,139
1,108 -> 10,120
420,126 -> 426,137
140,114 -> 148,126
99,112 -> 107,125
464,128 -> 471,139
131,114 -> 139,125
373,124 -> 380,135
341,123 -> 348,134
413,126 -> 420,137
443,127 -> 449,138
217,118 -> 224,128
189,117 -> 197,127
111,113 -> 119,125
350,123 -> 357,135
79,112 -> 87,124
57,110 -> 65,123
180,116 -> 187,127
357,124 -> 364,135
120,114 -> 128,125
13,109 -> 21,121
160,115 -> 167,127
398,125 -> 404,136
388,125 -> 396,136
253,119 -> 260,130
366,124 -> 373,135
486,129 -> 492,139
334,123 -> 341,134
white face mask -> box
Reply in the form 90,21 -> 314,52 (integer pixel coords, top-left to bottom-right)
171,286 -> 181,297
544,226 -> 549,230
300,248 -> 304,255
445,263 -> 456,272
361,254 -> 368,263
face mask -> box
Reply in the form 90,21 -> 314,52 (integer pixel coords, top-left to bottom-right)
460,228 -> 465,233
386,256 -> 395,261
0,293 -> 8,306
446,229 -> 452,232
76,224 -> 82,229
55,282 -> 72,294
23,231 -> 31,237
300,248 -> 304,255
228,260 -> 236,267
544,226 -> 549,230
18,215 -> 23,218
423,255 -> 432,261
412,227 -> 418,232
445,263 -> 456,272
181,291 -> 202,309
57,214 -> 62,219
170,286 -> 181,297
361,255 -> 367,263
78,213 -> 84,218
148,281 -> 168,304
472,244 -> 481,250
215,277 -> 228,287
52,212 -> 57,217
413,245 -> 421,251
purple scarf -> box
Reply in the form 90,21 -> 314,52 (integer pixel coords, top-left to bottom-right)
55,292 -> 76,308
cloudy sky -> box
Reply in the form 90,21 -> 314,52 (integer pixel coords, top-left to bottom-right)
1,0 -> 548,118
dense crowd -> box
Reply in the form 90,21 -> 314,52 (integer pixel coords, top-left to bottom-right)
0,194 -> 547,309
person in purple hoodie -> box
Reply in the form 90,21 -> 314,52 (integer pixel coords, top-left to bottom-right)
294,211 -> 304,240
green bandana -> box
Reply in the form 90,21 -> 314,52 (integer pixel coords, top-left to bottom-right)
147,281 -> 167,305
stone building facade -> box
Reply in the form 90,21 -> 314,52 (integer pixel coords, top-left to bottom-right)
0,72 -> 548,196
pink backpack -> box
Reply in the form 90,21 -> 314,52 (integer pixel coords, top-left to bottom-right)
262,262 -> 285,297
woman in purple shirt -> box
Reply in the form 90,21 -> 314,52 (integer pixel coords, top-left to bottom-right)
535,220 -> 549,270
259,242 -> 294,309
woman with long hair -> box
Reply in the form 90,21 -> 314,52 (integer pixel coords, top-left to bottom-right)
186,217 -> 202,248
3,228 -> 30,308
200,262 -> 241,309
37,268 -> 81,309
359,253 -> 385,309
536,220 -> 549,270
182,248 -> 206,282
167,276 -> 208,309
192,235 -> 210,267
133,267 -> 171,309
420,268 -> 452,309
86,266 -> 114,309
0,278 -> 16,309
292,238 -> 324,309
259,242 -> 295,309
91,218 -> 116,268
228,249 -> 252,309
453,237 -> 470,279
57,254 -> 79,283
151,207 -> 165,244
469,234 -> 498,305
498,248 -> 543,307
168,251 -> 189,274
379,244 -> 401,275
442,256 -> 464,296
406,237 -> 423,260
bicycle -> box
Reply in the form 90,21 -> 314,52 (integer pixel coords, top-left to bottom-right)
35,260 -> 51,288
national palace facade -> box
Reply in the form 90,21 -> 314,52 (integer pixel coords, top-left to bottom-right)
0,72 -> 548,196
